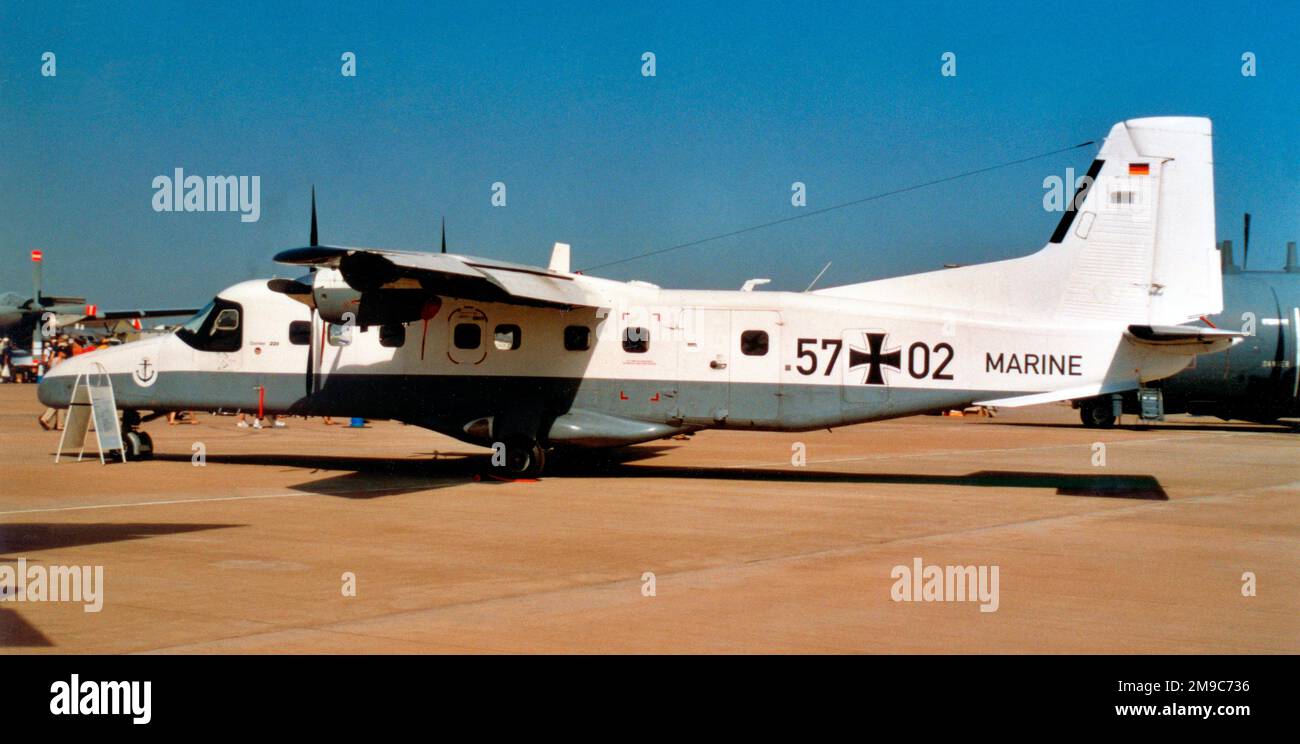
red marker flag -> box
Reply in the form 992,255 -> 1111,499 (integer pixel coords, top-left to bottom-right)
31,250 -> 43,262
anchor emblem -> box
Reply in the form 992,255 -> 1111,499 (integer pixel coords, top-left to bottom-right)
133,357 -> 157,387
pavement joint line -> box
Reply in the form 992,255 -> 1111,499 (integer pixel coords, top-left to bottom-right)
0,489 -> 342,516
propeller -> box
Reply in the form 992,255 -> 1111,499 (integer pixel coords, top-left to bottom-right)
441,216 -> 447,254
309,188 -> 320,395
310,186 -> 319,247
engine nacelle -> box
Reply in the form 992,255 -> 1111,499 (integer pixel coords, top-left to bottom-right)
311,268 -> 438,326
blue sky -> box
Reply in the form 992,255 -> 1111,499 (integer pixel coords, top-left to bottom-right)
2,1 -> 1297,308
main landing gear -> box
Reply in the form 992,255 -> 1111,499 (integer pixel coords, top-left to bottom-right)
1077,397 -> 1118,429
493,435 -> 546,477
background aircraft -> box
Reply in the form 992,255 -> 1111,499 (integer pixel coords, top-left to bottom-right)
0,250 -> 198,355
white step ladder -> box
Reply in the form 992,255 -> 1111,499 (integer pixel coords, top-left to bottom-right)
55,362 -> 125,464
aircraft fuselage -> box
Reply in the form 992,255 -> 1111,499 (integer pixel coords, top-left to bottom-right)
39,276 -> 1189,449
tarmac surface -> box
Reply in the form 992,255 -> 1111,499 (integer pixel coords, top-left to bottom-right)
1,383 -> 1296,653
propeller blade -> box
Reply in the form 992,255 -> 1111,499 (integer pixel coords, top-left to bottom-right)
310,187 -> 319,247
441,216 -> 447,254
307,307 -> 316,397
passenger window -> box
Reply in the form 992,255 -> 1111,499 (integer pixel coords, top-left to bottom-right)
494,324 -> 521,351
288,321 -> 311,345
380,323 -> 405,348
622,327 -> 649,353
740,330 -> 769,356
564,325 -> 590,351
453,323 -> 482,350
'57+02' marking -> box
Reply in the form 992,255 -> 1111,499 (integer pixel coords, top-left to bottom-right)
796,336 -> 954,383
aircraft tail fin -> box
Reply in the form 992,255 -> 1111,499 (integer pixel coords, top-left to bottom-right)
815,117 -> 1221,326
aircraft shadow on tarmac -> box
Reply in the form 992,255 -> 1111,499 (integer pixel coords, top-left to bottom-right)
0,522 -> 239,649
152,451 -> 485,499
0,608 -> 52,648
0,522 -> 240,557
156,448 -> 1168,501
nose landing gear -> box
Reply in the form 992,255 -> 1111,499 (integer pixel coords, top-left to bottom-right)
119,410 -> 154,461
121,429 -> 154,461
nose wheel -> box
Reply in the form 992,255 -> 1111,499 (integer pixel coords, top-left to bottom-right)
122,429 -> 154,461
118,410 -> 154,461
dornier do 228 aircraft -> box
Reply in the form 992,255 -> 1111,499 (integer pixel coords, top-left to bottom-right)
40,117 -> 1241,475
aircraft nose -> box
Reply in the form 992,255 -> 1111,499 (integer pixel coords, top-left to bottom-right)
37,357 -> 83,408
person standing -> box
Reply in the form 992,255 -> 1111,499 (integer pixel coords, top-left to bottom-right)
0,337 -> 12,383
37,349 -> 69,430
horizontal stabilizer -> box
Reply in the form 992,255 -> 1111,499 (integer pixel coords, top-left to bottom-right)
1124,324 -> 1242,354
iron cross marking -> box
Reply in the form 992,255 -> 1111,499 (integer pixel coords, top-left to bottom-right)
848,332 -> 901,385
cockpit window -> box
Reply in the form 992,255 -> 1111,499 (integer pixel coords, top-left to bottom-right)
175,298 -> 243,352
214,309 -> 240,332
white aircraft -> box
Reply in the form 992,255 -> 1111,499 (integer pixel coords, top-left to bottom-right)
40,117 -> 1240,474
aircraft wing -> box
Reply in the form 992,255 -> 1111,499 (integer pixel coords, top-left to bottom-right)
275,245 -> 604,309
28,307 -> 197,339
95,308 -> 201,320
67,307 -> 200,330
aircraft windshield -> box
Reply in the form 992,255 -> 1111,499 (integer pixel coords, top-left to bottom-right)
177,301 -> 216,335
175,298 -> 242,352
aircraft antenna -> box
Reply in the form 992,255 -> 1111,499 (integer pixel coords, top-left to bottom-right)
579,139 -> 1096,272
803,261 -> 832,292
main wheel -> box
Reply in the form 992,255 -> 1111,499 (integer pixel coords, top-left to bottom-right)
1079,399 -> 1116,429
122,430 -> 154,461
496,435 -> 546,477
